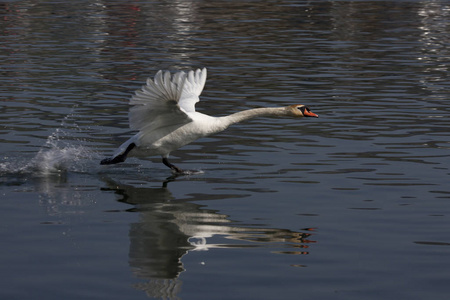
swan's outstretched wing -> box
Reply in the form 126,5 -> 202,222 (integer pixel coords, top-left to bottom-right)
129,68 -> 207,133
178,68 -> 207,113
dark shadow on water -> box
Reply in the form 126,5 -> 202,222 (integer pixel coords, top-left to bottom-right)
100,176 -> 316,299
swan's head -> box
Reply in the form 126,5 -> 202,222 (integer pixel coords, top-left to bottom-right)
288,105 -> 319,118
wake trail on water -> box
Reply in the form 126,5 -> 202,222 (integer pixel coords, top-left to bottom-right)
0,111 -> 100,177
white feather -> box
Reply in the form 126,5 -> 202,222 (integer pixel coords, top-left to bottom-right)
179,68 -> 207,112
128,68 -> 207,134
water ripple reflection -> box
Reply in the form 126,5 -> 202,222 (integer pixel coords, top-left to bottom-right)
100,177 -> 316,297
1,0 -> 450,299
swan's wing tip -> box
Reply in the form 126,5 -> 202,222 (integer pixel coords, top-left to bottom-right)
178,67 -> 208,112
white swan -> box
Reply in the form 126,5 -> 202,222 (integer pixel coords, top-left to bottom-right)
100,68 -> 318,174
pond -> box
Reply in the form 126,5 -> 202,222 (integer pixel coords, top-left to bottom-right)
1,1 -> 449,299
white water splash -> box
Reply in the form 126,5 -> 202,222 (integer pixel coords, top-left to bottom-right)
27,131 -> 94,175
0,112 -> 98,176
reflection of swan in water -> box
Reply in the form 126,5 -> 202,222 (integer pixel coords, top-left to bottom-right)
102,177 -> 316,299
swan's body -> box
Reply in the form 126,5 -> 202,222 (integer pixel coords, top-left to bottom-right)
101,68 -> 318,173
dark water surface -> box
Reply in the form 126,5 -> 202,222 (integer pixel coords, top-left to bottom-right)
1,1 -> 449,299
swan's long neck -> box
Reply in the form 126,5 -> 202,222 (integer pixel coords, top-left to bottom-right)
218,107 -> 288,128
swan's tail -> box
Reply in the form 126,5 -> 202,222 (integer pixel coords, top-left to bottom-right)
100,143 -> 136,165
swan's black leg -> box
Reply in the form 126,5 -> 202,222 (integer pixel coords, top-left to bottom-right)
162,157 -> 184,173
100,143 -> 136,165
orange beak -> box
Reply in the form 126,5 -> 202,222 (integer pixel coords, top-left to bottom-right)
304,110 -> 319,118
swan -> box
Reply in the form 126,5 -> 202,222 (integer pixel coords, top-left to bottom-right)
100,68 -> 318,174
